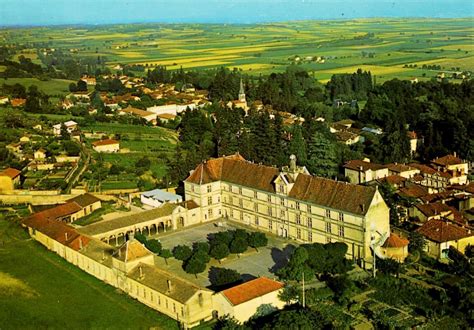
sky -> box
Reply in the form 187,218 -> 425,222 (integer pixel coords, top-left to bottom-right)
0,0 -> 472,26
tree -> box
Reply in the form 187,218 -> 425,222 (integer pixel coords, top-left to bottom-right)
144,239 -> 162,254
76,79 -> 87,92
288,125 -> 307,165
160,249 -> 172,265
326,275 -> 355,306
248,232 -> 268,252
134,232 -> 146,244
307,130 -> 338,178
229,238 -> 248,256
208,267 -> 241,287
210,243 -> 230,263
377,257 -> 401,276
408,231 -> 426,254
63,140 -> 80,156
184,256 -> 207,278
193,242 -> 211,254
278,285 -> 299,305
173,245 -> 193,261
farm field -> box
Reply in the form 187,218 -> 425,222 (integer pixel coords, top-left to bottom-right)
0,217 -> 179,329
2,18 -> 472,81
0,78 -> 74,95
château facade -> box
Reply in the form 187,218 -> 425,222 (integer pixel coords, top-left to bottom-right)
185,154 -> 390,267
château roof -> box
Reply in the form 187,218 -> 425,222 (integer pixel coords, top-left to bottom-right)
186,154 -> 377,216
221,277 -> 284,306
113,239 -> 153,263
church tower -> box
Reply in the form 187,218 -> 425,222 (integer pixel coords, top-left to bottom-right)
238,78 -> 246,103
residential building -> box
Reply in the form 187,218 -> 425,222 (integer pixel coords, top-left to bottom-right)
344,159 -> 389,184
379,233 -> 409,262
120,106 -> 157,125
53,120 -> 78,136
92,139 -> 120,153
385,163 -> 420,179
11,98 -> 26,107
431,154 -> 469,185
157,113 -> 177,123
0,168 -> 21,192
417,219 -> 474,259
34,148 -> 47,160
184,154 -> 390,268
0,96 -> 9,104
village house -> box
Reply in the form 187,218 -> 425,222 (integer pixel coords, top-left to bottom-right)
185,154 -> 391,268
431,154 -> 469,185
0,96 -> 9,104
120,106 -> 157,125
92,139 -> 120,153
140,189 -> 183,209
80,76 -> 97,86
417,218 -> 474,259
214,277 -> 285,323
53,120 -> 78,136
0,167 -> 21,192
379,232 -> 409,262
6,142 -> 22,154
34,148 -> 47,160
407,131 -> 420,155
157,113 -> 177,123
385,163 -> 420,179
344,159 -> 389,184
11,98 -> 26,107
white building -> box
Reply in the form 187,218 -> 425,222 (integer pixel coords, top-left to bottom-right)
140,189 -> 183,209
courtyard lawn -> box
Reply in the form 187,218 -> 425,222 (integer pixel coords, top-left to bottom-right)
0,217 -> 179,329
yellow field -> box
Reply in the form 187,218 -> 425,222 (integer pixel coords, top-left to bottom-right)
233,63 -> 275,71
115,51 -> 146,58
135,54 -> 242,66
167,60 -> 231,69
432,44 -> 474,51
318,65 -> 413,75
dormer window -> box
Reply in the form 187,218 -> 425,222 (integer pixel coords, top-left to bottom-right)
279,184 -> 285,193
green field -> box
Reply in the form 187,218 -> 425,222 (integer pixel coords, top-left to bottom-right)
0,217 -> 178,329
0,78 -> 74,95
2,18 -> 472,82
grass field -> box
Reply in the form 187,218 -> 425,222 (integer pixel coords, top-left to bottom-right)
1,18 -> 472,81
0,78 -> 74,95
0,217 -> 179,329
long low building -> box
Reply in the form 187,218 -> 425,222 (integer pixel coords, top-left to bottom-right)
184,154 -> 390,268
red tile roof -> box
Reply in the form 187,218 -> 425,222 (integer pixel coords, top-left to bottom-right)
0,167 -> 21,179
417,219 -> 473,243
407,131 -> 417,139
408,163 -> 437,175
378,175 -> 406,186
386,163 -> 417,173
432,154 -> 464,166
449,183 -> 474,194
398,184 -> 429,199
92,139 -> 119,147
415,202 -> 454,218
344,159 -> 385,172
11,98 -> 26,107
67,193 -> 101,208
382,233 -> 409,248
221,277 -> 284,306
24,201 -> 82,223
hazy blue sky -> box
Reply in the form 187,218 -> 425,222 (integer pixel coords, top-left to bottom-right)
0,0 -> 472,26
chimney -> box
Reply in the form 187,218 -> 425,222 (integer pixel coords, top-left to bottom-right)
167,280 -> 172,291
454,151 -> 457,157
65,232 -> 68,241
139,266 -> 143,279
79,237 -> 83,249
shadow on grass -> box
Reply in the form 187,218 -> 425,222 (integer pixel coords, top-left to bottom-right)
269,244 -> 296,274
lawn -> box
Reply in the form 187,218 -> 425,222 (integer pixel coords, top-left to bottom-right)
0,78 -> 74,96
0,217 -> 179,329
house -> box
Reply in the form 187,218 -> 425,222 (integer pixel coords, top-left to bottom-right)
417,219 -> 474,259
379,233 -> 409,262
140,189 -> 183,209
385,163 -> 420,179
185,154 -> 391,268
120,106 -> 157,125
0,168 -> 21,192
34,148 -> 47,160
407,131 -> 420,155
11,98 -> 26,107
55,154 -> 80,163
157,113 -> 177,123
19,135 -> 30,143
431,154 -> 468,185
334,130 -> 361,145
92,139 -> 120,153
6,142 -> 22,154
67,193 -> 102,216
214,277 -> 285,323
80,76 -> 96,86
0,96 -> 9,104
377,175 -> 407,189
33,124 -> 42,131
53,120 -> 78,136
344,159 -> 389,184
410,202 -> 456,222
61,99 -> 74,110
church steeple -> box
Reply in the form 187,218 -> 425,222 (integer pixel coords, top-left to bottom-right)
238,78 -> 246,103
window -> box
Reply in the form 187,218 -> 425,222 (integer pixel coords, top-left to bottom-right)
240,212 -> 244,221
279,184 -> 284,193
267,194 -> 271,202
254,203 -> 258,212
268,207 -> 272,216
166,299 -> 169,309
280,210 -> 285,218
308,205 -> 312,213
158,295 -> 161,305
239,187 -> 242,195
326,236 -> 331,243
254,191 -> 258,198
208,196 -> 212,205
181,307 -> 185,317
308,231 -> 313,242
296,202 -> 300,210
255,217 -> 259,226
239,198 -> 243,207
208,209 -> 213,217
338,225 -> 344,237
326,209 -> 331,218
151,294 -> 154,302
173,303 -> 176,313
217,196 -> 221,203
339,212 -> 344,222
297,228 -> 301,239
296,214 -> 301,225
269,220 -> 273,230
207,185 -> 211,193
280,198 -> 285,206
326,222 -> 331,234
191,185 -> 195,192
307,218 -> 312,228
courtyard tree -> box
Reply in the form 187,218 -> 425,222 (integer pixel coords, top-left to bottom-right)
248,232 -> 268,252
208,267 -> 241,288
144,239 -> 162,254
173,245 -> 193,261
134,232 -> 147,244
184,256 -> 207,278
160,249 -> 172,265
210,243 -> 230,263
229,238 -> 248,256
